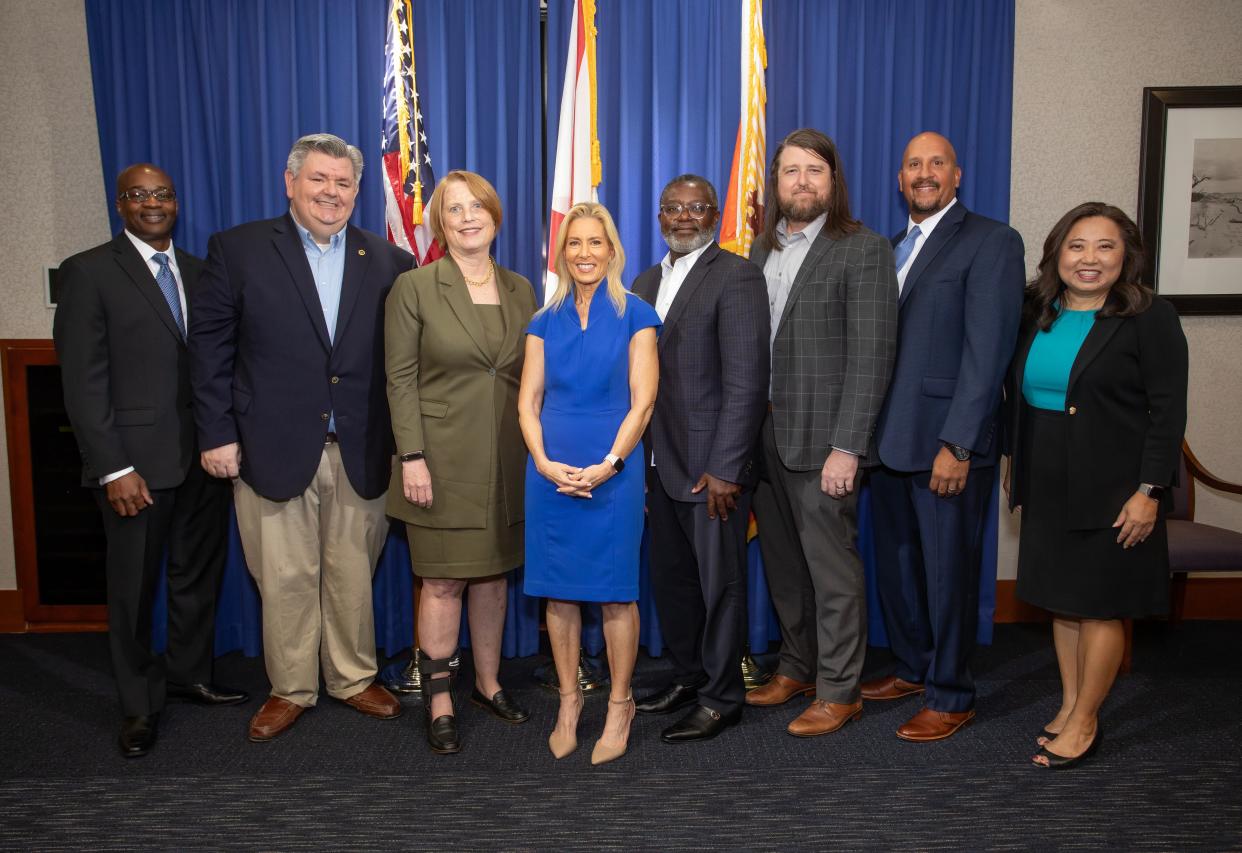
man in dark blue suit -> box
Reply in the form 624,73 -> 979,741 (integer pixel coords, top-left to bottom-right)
864,132 -> 1025,741
190,134 -> 414,742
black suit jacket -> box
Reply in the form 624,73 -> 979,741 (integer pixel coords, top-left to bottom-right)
54,232 -> 201,489
1007,296 -> 1188,529
189,214 -> 415,501
633,242 -> 770,500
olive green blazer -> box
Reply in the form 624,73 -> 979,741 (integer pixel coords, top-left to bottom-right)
384,256 -> 538,528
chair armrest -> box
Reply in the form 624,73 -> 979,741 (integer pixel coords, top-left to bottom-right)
1184,441 -> 1242,496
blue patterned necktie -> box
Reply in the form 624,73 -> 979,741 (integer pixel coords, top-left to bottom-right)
152,252 -> 186,339
893,224 -> 922,272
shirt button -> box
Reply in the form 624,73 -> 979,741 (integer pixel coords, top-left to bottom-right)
331,376 -> 340,384
1068,406 -> 1077,415
488,368 -> 497,376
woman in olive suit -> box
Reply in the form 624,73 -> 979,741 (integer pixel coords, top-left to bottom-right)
1007,202 -> 1187,770
385,171 -> 538,754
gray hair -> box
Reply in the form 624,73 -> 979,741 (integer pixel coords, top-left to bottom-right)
660,173 -> 719,208
286,133 -> 364,183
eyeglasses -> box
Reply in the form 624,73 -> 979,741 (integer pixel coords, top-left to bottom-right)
118,188 -> 176,203
659,202 -> 715,219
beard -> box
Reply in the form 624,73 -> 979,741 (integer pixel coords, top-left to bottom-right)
907,181 -> 944,215
662,224 -> 714,256
778,189 -> 831,224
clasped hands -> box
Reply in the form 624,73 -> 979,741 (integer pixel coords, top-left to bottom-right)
539,459 -> 615,498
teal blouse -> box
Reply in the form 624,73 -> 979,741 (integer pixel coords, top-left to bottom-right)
1022,307 -> 1097,411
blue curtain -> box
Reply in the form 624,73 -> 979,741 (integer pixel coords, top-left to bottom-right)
92,0 -> 1013,659
548,0 -> 1014,646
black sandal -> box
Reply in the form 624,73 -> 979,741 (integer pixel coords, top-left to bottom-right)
419,654 -> 461,754
1032,728 -> 1102,770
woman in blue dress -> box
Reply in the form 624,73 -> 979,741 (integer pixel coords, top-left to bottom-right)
518,202 -> 660,765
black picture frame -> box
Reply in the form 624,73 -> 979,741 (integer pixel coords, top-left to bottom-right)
1137,85 -> 1242,315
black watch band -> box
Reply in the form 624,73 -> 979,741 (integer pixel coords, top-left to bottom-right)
944,442 -> 971,462
400,451 -> 425,462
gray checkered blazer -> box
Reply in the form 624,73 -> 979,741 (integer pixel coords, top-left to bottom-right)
750,225 -> 898,471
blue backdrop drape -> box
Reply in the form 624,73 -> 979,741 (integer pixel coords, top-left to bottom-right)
547,0 -> 1014,645
85,0 -> 1014,659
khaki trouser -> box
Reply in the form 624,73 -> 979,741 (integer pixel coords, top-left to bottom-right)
233,443 -> 388,707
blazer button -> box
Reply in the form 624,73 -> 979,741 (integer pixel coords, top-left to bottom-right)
331,376 -> 340,384
321,412 -> 330,421
1068,406 -> 1077,415
488,367 -> 497,376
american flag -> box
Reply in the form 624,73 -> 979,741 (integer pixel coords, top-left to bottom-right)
382,0 -> 443,266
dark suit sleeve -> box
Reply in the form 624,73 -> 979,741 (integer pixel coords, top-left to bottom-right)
52,255 -> 128,478
1136,298 -> 1188,486
832,234 -> 898,455
188,232 -> 241,450
942,226 -> 1026,452
709,259 -> 770,483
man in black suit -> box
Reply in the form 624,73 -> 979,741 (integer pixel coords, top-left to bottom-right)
632,175 -> 770,743
190,134 -> 414,742
54,163 -> 246,758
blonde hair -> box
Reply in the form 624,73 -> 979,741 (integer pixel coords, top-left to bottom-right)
544,202 -> 627,316
425,170 -> 504,249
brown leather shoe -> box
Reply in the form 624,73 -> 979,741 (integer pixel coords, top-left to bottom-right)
860,675 -> 925,701
745,674 -> 816,707
248,697 -> 305,742
786,699 -> 863,737
341,683 -> 403,720
895,707 -> 975,742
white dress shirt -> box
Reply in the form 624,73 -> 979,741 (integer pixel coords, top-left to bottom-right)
654,241 -> 711,322
896,197 -> 957,294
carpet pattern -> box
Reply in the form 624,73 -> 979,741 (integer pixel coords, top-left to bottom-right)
1,622 -> 1240,850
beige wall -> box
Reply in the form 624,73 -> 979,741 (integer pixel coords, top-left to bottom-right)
0,0 -> 110,589
1,0 -> 1240,591
1001,0 -> 1242,578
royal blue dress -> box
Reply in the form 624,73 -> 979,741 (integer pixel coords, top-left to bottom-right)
523,291 -> 660,602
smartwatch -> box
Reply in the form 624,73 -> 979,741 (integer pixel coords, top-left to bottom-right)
400,451 -> 425,462
1138,483 -> 1164,500
605,453 -> 625,473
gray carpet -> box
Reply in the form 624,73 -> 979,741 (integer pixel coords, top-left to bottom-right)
1,622 -> 1240,850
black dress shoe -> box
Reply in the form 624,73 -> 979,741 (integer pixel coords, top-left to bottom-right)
427,714 -> 462,754
168,682 -> 249,706
470,688 -> 530,724
118,714 -> 159,758
635,683 -> 700,715
661,704 -> 741,743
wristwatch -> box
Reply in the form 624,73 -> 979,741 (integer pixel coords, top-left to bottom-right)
1138,483 -> 1164,500
400,450 -> 425,462
943,442 -> 971,462
605,453 -> 625,473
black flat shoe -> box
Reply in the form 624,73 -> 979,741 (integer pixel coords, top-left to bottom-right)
427,713 -> 461,754
1032,729 -> 1102,770
470,688 -> 530,724
168,682 -> 250,706
635,683 -> 699,715
118,713 -> 159,758
661,704 -> 741,743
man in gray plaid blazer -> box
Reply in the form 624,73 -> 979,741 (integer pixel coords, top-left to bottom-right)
744,129 -> 898,738
633,175 -> 770,743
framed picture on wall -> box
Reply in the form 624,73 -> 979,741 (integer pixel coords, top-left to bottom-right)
1138,86 -> 1242,315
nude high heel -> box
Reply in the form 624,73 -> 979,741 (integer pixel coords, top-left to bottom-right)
591,695 -> 635,766
548,687 -> 583,759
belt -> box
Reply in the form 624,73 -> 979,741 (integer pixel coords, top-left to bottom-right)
324,431 -> 339,444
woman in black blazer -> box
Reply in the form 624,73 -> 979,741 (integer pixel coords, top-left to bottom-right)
1007,202 -> 1187,770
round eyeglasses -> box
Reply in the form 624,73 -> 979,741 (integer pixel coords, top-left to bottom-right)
659,202 -> 715,219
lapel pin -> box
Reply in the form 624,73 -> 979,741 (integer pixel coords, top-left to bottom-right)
358,248 -> 366,256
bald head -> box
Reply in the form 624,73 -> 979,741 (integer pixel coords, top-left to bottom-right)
898,132 -> 961,223
115,163 -> 178,250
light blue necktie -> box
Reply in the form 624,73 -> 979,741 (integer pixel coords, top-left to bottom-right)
152,252 -> 186,339
893,224 -> 922,272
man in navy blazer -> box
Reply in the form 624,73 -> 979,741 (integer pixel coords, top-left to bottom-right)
190,134 -> 414,742
864,132 -> 1025,741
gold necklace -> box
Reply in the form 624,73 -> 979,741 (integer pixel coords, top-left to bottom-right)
463,258 -> 495,288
